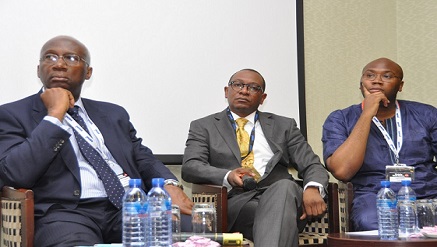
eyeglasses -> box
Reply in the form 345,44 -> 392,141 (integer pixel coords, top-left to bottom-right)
362,71 -> 400,82
228,81 -> 264,94
40,53 -> 88,66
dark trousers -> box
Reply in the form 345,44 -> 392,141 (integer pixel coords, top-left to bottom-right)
35,198 -> 122,246
351,193 -> 378,231
35,198 -> 192,246
230,179 -> 306,247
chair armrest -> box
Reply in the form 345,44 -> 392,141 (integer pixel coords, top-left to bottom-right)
1,186 -> 34,247
327,182 -> 340,233
338,181 -> 354,232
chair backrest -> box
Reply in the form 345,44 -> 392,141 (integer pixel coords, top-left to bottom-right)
337,181 -> 354,232
191,184 -> 228,233
1,186 -> 34,247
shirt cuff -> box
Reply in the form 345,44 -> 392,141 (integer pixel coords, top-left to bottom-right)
43,116 -> 70,131
304,181 -> 326,198
223,171 -> 233,192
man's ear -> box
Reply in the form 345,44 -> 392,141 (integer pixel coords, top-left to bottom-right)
85,67 -> 93,80
259,93 -> 267,105
398,80 -> 404,92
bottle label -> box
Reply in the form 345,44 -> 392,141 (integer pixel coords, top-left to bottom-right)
378,199 -> 397,209
397,196 -> 417,202
126,202 -> 147,214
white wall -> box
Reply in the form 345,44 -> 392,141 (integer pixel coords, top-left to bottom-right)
0,0 -> 301,155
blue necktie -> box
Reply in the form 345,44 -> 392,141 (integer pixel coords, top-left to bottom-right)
68,106 -> 124,209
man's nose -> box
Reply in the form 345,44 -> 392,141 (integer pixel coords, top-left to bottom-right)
239,85 -> 250,94
372,78 -> 383,84
53,57 -> 68,68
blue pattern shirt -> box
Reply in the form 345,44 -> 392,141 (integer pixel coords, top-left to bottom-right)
322,100 -> 437,198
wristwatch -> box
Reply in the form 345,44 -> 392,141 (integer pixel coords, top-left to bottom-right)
164,179 -> 184,190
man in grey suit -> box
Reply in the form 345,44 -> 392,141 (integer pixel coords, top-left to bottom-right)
182,69 -> 329,247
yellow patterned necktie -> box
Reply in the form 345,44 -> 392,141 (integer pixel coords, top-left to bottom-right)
235,118 -> 261,181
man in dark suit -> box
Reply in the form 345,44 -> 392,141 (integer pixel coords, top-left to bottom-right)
182,69 -> 329,247
0,35 -> 193,246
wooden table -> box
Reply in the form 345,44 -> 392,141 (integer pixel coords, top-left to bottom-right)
328,233 -> 437,247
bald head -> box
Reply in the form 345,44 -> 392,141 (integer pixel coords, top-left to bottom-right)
40,35 -> 91,65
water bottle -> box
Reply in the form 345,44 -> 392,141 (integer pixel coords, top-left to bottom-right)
146,178 -> 172,247
397,179 -> 417,238
376,180 -> 398,240
123,179 -> 148,247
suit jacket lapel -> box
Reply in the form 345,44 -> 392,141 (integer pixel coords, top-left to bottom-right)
82,99 -> 133,175
31,92 -> 48,125
258,112 -> 283,176
259,112 -> 281,153
214,110 -> 241,162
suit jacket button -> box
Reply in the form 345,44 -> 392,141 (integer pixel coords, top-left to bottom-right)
73,190 -> 80,196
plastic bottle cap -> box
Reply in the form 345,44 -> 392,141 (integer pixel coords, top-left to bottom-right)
380,180 -> 390,187
152,178 -> 165,187
401,180 -> 411,186
129,179 -> 142,187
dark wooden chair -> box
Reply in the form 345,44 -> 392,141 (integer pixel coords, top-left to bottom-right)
191,181 -> 342,247
1,186 -> 34,247
337,181 -> 354,232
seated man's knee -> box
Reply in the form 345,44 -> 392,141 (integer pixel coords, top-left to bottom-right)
351,194 -> 378,231
270,179 -> 301,194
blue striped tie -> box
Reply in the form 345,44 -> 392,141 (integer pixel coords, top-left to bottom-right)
68,106 -> 124,209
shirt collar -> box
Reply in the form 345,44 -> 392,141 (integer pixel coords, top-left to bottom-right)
230,110 -> 256,125
75,98 -> 85,111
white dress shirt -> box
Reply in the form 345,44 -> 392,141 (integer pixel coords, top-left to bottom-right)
44,98 -> 124,199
